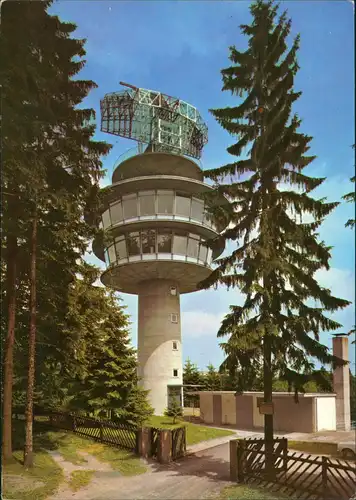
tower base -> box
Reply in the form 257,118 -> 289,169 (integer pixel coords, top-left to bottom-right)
137,280 -> 183,415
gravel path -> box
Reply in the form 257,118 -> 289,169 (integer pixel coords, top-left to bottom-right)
48,444 -> 231,500
48,450 -> 119,500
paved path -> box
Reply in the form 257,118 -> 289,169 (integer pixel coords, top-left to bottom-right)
48,443 -> 232,500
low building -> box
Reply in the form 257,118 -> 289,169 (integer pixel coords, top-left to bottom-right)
198,390 -> 337,433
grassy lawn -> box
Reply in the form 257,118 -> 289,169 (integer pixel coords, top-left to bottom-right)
2,422 -> 64,500
2,420 -> 147,500
217,484 -> 292,500
147,415 -> 236,446
69,469 -> 95,491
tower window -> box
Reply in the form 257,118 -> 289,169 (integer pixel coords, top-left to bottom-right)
172,341 -> 178,350
170,313 -> 178,323
173,369 -> 178,377
170,286 -> 177,296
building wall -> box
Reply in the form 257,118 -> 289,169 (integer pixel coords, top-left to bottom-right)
236,394 -> 254,429
222,393 -> 236,425
137,280 -> 182,416
273,397 -> 315,433
333,336 -> 351,431
200,393 -> 213,424
316,397 -> 336,431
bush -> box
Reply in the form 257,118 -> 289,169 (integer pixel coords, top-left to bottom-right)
164,399 -> 183,424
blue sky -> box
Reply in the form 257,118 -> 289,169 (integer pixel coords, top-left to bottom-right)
51,0 -> 355,371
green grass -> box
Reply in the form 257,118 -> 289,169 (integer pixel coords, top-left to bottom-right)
288,440 -> 338,456
146,415 -> 235,445
3,420 -> 147,499
69,469 -> 95,491
218,484 -> 293,500
3,447 -> 64,500
79,441 -> 147,476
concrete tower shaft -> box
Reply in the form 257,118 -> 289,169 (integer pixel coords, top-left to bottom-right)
138,280 -> 182,416
93,150 -> 226,415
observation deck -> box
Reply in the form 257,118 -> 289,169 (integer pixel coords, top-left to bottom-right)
93,150 -> 226,294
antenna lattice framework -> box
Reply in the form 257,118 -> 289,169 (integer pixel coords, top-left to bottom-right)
100,82 -> 208,159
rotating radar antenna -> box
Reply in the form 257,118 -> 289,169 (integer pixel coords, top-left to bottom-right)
100,82 -> 208,159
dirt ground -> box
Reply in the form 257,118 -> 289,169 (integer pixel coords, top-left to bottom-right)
48,444 -> 231,500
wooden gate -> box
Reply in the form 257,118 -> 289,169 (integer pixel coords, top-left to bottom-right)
150,427 -> 159,457
171,427 -> 186,460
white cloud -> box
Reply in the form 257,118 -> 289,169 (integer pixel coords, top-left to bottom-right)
181,310 -> 226,338
316,267 -> 355,302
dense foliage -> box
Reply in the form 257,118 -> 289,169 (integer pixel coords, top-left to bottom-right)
1,0 -> 151,463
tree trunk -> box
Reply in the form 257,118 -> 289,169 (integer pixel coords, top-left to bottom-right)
23,214 -> 37,468
2,234 -> 18,461
263,334 -> 274,478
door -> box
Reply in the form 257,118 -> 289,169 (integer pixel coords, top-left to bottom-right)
213,394 -> 222,426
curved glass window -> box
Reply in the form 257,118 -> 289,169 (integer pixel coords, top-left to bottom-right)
139,191 -> 155,216
157,190 -> 174,214
157,230 -> 172,253
101,190 -> 218,230
176,193 -> 191,218
198,242 -> 208,262
127,232 -> 140,256
108,245 -> 116,264
123,194 -> 137,219
187,233 -> 199,259
191,197 -> 204,222
172,232 -> 187,255
103,229 -> 213,267
111,201 -> 123,224
141,229 -> 156,254
102,210 -> 111,230
115,236 -> 127,259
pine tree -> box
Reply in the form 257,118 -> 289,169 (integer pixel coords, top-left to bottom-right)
204,363 -> 222,391
67,264 -> 153,427
1,0 -> 111,465
183,359 -> 203,407
199,0 -> 351,463
164,398 -> 183,424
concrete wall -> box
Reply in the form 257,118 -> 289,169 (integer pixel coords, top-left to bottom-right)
222,393 -> 236,425
273,396 -> 315,433
200,393 -> 213,424
236,394 -> 254,429
137,279 -> 183,415
333,336 -> 351,431
316,397 -> 336,431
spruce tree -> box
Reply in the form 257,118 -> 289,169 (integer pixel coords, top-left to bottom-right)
67,264 -> 153,427
183,359 -> 203,407
204,363 -> 222,391
1,0 -> 111,465
199,0 -> 351,461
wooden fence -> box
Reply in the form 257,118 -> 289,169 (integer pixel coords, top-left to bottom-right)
13,408 -> 186,462
235,438 -> 355,500
45,411 -> 139,452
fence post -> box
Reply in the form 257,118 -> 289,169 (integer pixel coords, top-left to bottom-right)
237,439 -> 245,483
72,415 -> 77,432
322,456 -> 328,499
282,438 -> 288,471
137,427 -> 152,458
230,439 -> 239,481
99,422 -> 104,441
157,429 -> 172,464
